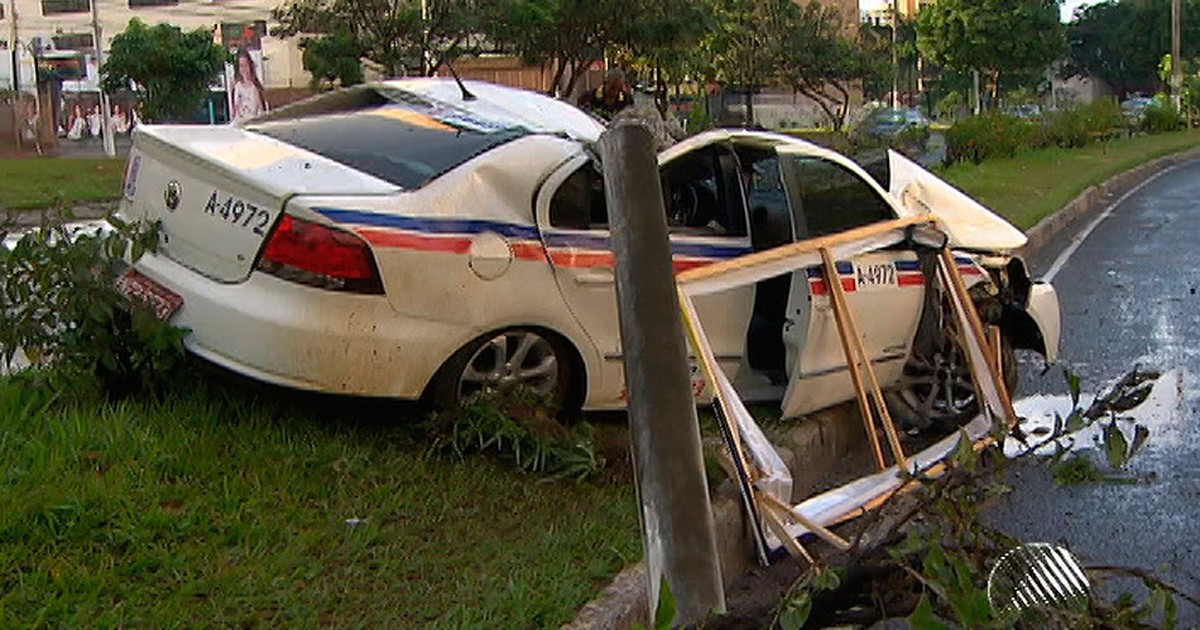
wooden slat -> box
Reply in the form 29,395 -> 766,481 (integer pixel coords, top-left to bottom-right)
823,248 -> 909,472
818,248 -> 887,471
938,248 -> 1018,427
677,214 -> 935,285
761,493 -> 852,551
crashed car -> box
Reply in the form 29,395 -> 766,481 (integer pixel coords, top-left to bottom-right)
113,79 -> 1059,424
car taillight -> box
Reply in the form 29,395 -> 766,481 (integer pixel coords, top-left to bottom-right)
257,215 -> 384,294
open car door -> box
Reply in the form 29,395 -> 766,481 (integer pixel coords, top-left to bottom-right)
775,145 -> 925,418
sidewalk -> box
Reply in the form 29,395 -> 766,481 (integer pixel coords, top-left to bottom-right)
52,135 -> 133,159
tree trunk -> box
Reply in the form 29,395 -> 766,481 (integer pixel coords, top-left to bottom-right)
548,56 -> 568,97
563,58 -> 588,101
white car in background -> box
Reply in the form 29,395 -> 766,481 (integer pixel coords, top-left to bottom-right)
114,79 -> 1060,424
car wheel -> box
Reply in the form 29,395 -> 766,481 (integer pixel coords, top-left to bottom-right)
429,327 -> 581,414
887,328 -> 1017,431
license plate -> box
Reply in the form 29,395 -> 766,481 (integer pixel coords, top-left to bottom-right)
204,189 -> 275,237
855,262 -> 897,289
115,269 -> 183,320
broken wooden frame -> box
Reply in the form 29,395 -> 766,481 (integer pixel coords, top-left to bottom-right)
676,215 -> 1018,564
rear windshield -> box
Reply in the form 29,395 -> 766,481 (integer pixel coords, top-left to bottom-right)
246,87 -> 532,189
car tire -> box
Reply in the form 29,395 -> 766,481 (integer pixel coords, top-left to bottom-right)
428,327 -> 582,415
886,332 -> 1018,432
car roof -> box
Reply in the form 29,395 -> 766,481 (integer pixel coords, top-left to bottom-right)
373,78 -> 607,142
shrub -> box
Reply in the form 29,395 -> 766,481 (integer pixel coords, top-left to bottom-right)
1143,101 -> 1186,133
0,211 -> 188,398
936,91 -> 965,121
944,112 -> 1035,164
426,390 -> 605,481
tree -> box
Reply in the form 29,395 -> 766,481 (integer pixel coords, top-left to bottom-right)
101,19 -> 228,122
770,0 -> 868,129
917,0 -> 1064,108
706,0 -> 775,124
301,29 -> 367,90
1065,0 -> 1200,98
479,0 -> 630,97
617,0 -> 716,114
272,0 -> 483,77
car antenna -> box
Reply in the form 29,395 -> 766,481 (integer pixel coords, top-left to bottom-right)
442,59 -> 476,101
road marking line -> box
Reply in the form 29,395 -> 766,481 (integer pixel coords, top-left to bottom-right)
1043,164 -> 1183,282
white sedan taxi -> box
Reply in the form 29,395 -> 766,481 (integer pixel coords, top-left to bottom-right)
114,79 -> 1059,424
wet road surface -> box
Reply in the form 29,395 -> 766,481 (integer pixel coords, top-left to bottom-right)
994,159 -> 1200,619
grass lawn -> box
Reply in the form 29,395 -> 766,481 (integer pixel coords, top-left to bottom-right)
941,129 -> 1200,230
0,157 -> 126,211
0,375 -> 639,628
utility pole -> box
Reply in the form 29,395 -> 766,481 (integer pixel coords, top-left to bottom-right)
420,0 -> 430,76
9,0 -> 19,150
1172,0 -> 1183,111
891,0 -> 900,108
601,121 -> 726,627
91,0 -> 116,156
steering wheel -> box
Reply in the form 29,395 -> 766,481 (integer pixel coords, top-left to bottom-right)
668,182 -> 700,227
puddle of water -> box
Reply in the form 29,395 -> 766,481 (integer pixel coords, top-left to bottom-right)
1004,369 -> 1184,458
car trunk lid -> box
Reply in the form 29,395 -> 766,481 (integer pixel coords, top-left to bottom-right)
118,125 -> 398,283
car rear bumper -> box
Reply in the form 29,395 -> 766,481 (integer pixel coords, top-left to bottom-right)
134,251 -> 465,399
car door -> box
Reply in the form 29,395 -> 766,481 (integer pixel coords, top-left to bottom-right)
534,145 -> 755,407
775,146 -> 925,417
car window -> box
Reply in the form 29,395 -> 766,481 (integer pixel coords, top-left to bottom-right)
660,146 -> 748,237
780,155 -> 894,238
549,164 -> 608,229
736,147 -> 793,252
549,150 -> 748,238
246,87 -> 531,190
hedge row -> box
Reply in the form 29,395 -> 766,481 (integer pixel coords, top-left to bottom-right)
945,98 -> 1186,165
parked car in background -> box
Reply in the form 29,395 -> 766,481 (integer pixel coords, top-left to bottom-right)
1121,97 -> 1157,125
853,107 -> 932,145
112,79 -> 1059,425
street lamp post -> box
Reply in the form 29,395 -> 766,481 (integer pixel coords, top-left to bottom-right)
90,0 -> 115,157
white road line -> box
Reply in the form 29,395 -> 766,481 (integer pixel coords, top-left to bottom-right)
1043,164 -> 1182,282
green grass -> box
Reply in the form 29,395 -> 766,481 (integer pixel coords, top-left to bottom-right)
0,158 -> 125,211
941,130 -> 1200,230
0,376 -> 639,628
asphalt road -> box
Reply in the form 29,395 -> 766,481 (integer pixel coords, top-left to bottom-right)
992,159 -> 1200,621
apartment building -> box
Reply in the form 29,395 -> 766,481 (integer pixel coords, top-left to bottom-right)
0,0 -> 307,90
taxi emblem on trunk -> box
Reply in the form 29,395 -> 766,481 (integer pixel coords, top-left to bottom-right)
164,181 -> 182,212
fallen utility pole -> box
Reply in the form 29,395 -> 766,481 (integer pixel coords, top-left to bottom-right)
600,121 -> 725,626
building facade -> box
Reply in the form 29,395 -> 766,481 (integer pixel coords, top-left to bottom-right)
0,0 -> 307,90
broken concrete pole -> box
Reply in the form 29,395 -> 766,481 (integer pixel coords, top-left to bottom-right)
600,121 -> 726,625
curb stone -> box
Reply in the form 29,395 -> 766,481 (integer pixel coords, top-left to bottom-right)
562,143 -> 1200,630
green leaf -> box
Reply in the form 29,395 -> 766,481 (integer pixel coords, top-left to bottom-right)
1104,420 -> 1130,469
654,576 -> 676,630
950,429 -> 978,472
1128,424 -> 1151,460
778,590 -> 812,630
908,593 -> 952,630
1066,369 -> 1082,408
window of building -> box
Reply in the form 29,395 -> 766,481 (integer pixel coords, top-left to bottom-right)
129,0 -> 179,6
42,0 -> 90,15
51,32 -> 94,50
781,155 -> 894,238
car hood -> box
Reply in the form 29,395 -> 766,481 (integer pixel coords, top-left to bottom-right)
887,150 -> 1027,252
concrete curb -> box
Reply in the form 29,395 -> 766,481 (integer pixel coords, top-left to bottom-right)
1018,146 -> 1200,259
562,143 -> 1200,630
